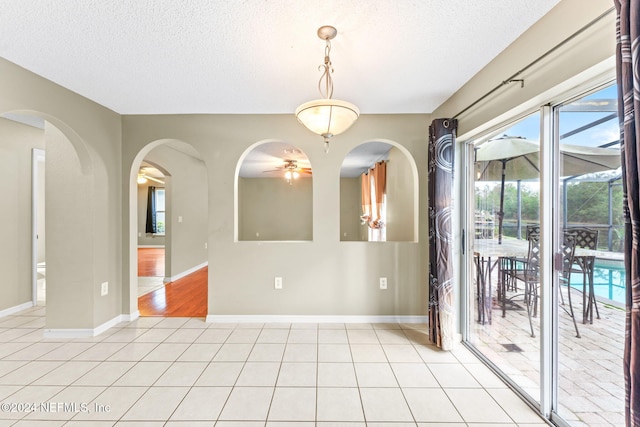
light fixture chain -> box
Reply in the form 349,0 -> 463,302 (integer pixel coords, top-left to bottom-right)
317,39 -> 334,99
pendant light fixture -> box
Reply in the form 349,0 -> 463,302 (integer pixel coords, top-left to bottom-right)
295,26 -> 359,153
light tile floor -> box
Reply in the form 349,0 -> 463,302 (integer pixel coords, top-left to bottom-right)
0,306 -> 549,426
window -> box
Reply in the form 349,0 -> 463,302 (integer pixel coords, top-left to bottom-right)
145,186 -> 166,235
155,188 -> 165,234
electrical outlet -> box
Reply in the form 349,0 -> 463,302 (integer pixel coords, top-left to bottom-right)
204,242 -> 207,249
274,277 -> 283,290
101,281 -> 109,296
379,277 -> 388,290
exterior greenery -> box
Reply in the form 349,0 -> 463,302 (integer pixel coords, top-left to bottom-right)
475,175 -> 623,251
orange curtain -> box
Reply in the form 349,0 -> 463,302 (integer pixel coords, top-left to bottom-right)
361,161 -> 386,229
360,172 -> 372,225
371,161 -> 386,229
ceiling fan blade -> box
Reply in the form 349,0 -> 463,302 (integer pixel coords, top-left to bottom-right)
144,175 -> 165,184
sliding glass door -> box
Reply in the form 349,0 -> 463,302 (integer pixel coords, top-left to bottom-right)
464,82 -> 624,426
467,112 -> 542,403
554,84 -> 624,425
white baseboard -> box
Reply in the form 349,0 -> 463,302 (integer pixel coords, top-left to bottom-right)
43,313 -> 133,338
0,301 -> 34,318
121,311 -> 140,322
164,261 -> 208,283
206,314 -> 428,324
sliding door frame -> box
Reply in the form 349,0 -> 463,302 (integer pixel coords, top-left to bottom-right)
459,71 -> 618,426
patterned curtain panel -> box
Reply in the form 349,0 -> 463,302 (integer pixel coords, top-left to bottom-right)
615,1 -> 640,425
428,118 -> 457,350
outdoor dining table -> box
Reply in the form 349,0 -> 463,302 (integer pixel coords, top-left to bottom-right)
474,237 -> 623,326
474,238 -> 528,325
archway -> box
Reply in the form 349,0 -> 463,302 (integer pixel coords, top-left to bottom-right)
235,140 -> 313,242
129,139 -> 209,317
0,110 -> 104,331
340,139 -> 419,242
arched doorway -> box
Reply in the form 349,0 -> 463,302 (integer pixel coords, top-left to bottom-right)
0,110 -> 107,331
129,139 -> 209,317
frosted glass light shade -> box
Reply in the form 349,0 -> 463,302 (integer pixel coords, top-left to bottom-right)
295,99 -> 360,138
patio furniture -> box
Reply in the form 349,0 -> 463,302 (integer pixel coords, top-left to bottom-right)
566,227 -> 600,324
503,224 -> 540,293
474,238 -> 529,327
500,232 -> 580,338
559,232 -> 581,338
500,232 -> 541,337
474,252 -> 493,325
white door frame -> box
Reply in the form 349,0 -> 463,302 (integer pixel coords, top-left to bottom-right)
32,148 -> 45,305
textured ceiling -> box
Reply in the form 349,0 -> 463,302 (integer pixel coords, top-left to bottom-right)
1,0 -> 560,115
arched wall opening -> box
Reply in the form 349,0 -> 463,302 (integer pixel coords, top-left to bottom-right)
340,139 -> 419,242
234,140 -> 313,242
0,109 -> 107,330
128,139 -> 209,317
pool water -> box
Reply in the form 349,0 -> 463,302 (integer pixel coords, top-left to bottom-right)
570,261 -> 625,305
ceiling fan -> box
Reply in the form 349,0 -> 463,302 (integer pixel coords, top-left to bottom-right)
137,167 -> 165,185
263,159 -> 312,183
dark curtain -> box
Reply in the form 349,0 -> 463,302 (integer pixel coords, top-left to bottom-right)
145,186 -> 157,234
615,1 -> 640,425
427,118 -> 457,350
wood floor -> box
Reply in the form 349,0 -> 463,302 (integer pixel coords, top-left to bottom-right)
138,247 -> 165,276
137,248 -> 207,317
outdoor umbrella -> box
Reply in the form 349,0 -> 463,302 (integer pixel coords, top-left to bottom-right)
475,135 -> 621,243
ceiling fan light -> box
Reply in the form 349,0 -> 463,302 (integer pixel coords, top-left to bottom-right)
137,174 -> 148,184
295,99 -> 360,139
293,171 -> 300,179
284,171 -> 293,180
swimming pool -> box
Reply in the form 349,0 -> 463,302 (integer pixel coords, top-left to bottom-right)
570,259 -> 625,306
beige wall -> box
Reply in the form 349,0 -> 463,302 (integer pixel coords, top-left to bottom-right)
340,177 -> 366,241
45,123 -> 95,327
0,58 -> 122,330
386,146 -> 415,242
143,144 -> 208,279
433,0 -> 615,136
122,114 -> 430,317
0,118 -> 44,311
239,177 -> 313,241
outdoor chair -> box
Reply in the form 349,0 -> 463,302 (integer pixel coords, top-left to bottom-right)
559,232 -> 581,338
501,232 -> 580,338
502,224 -> 540,293
566,227 -> 599,324
500,232 -> 540,337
